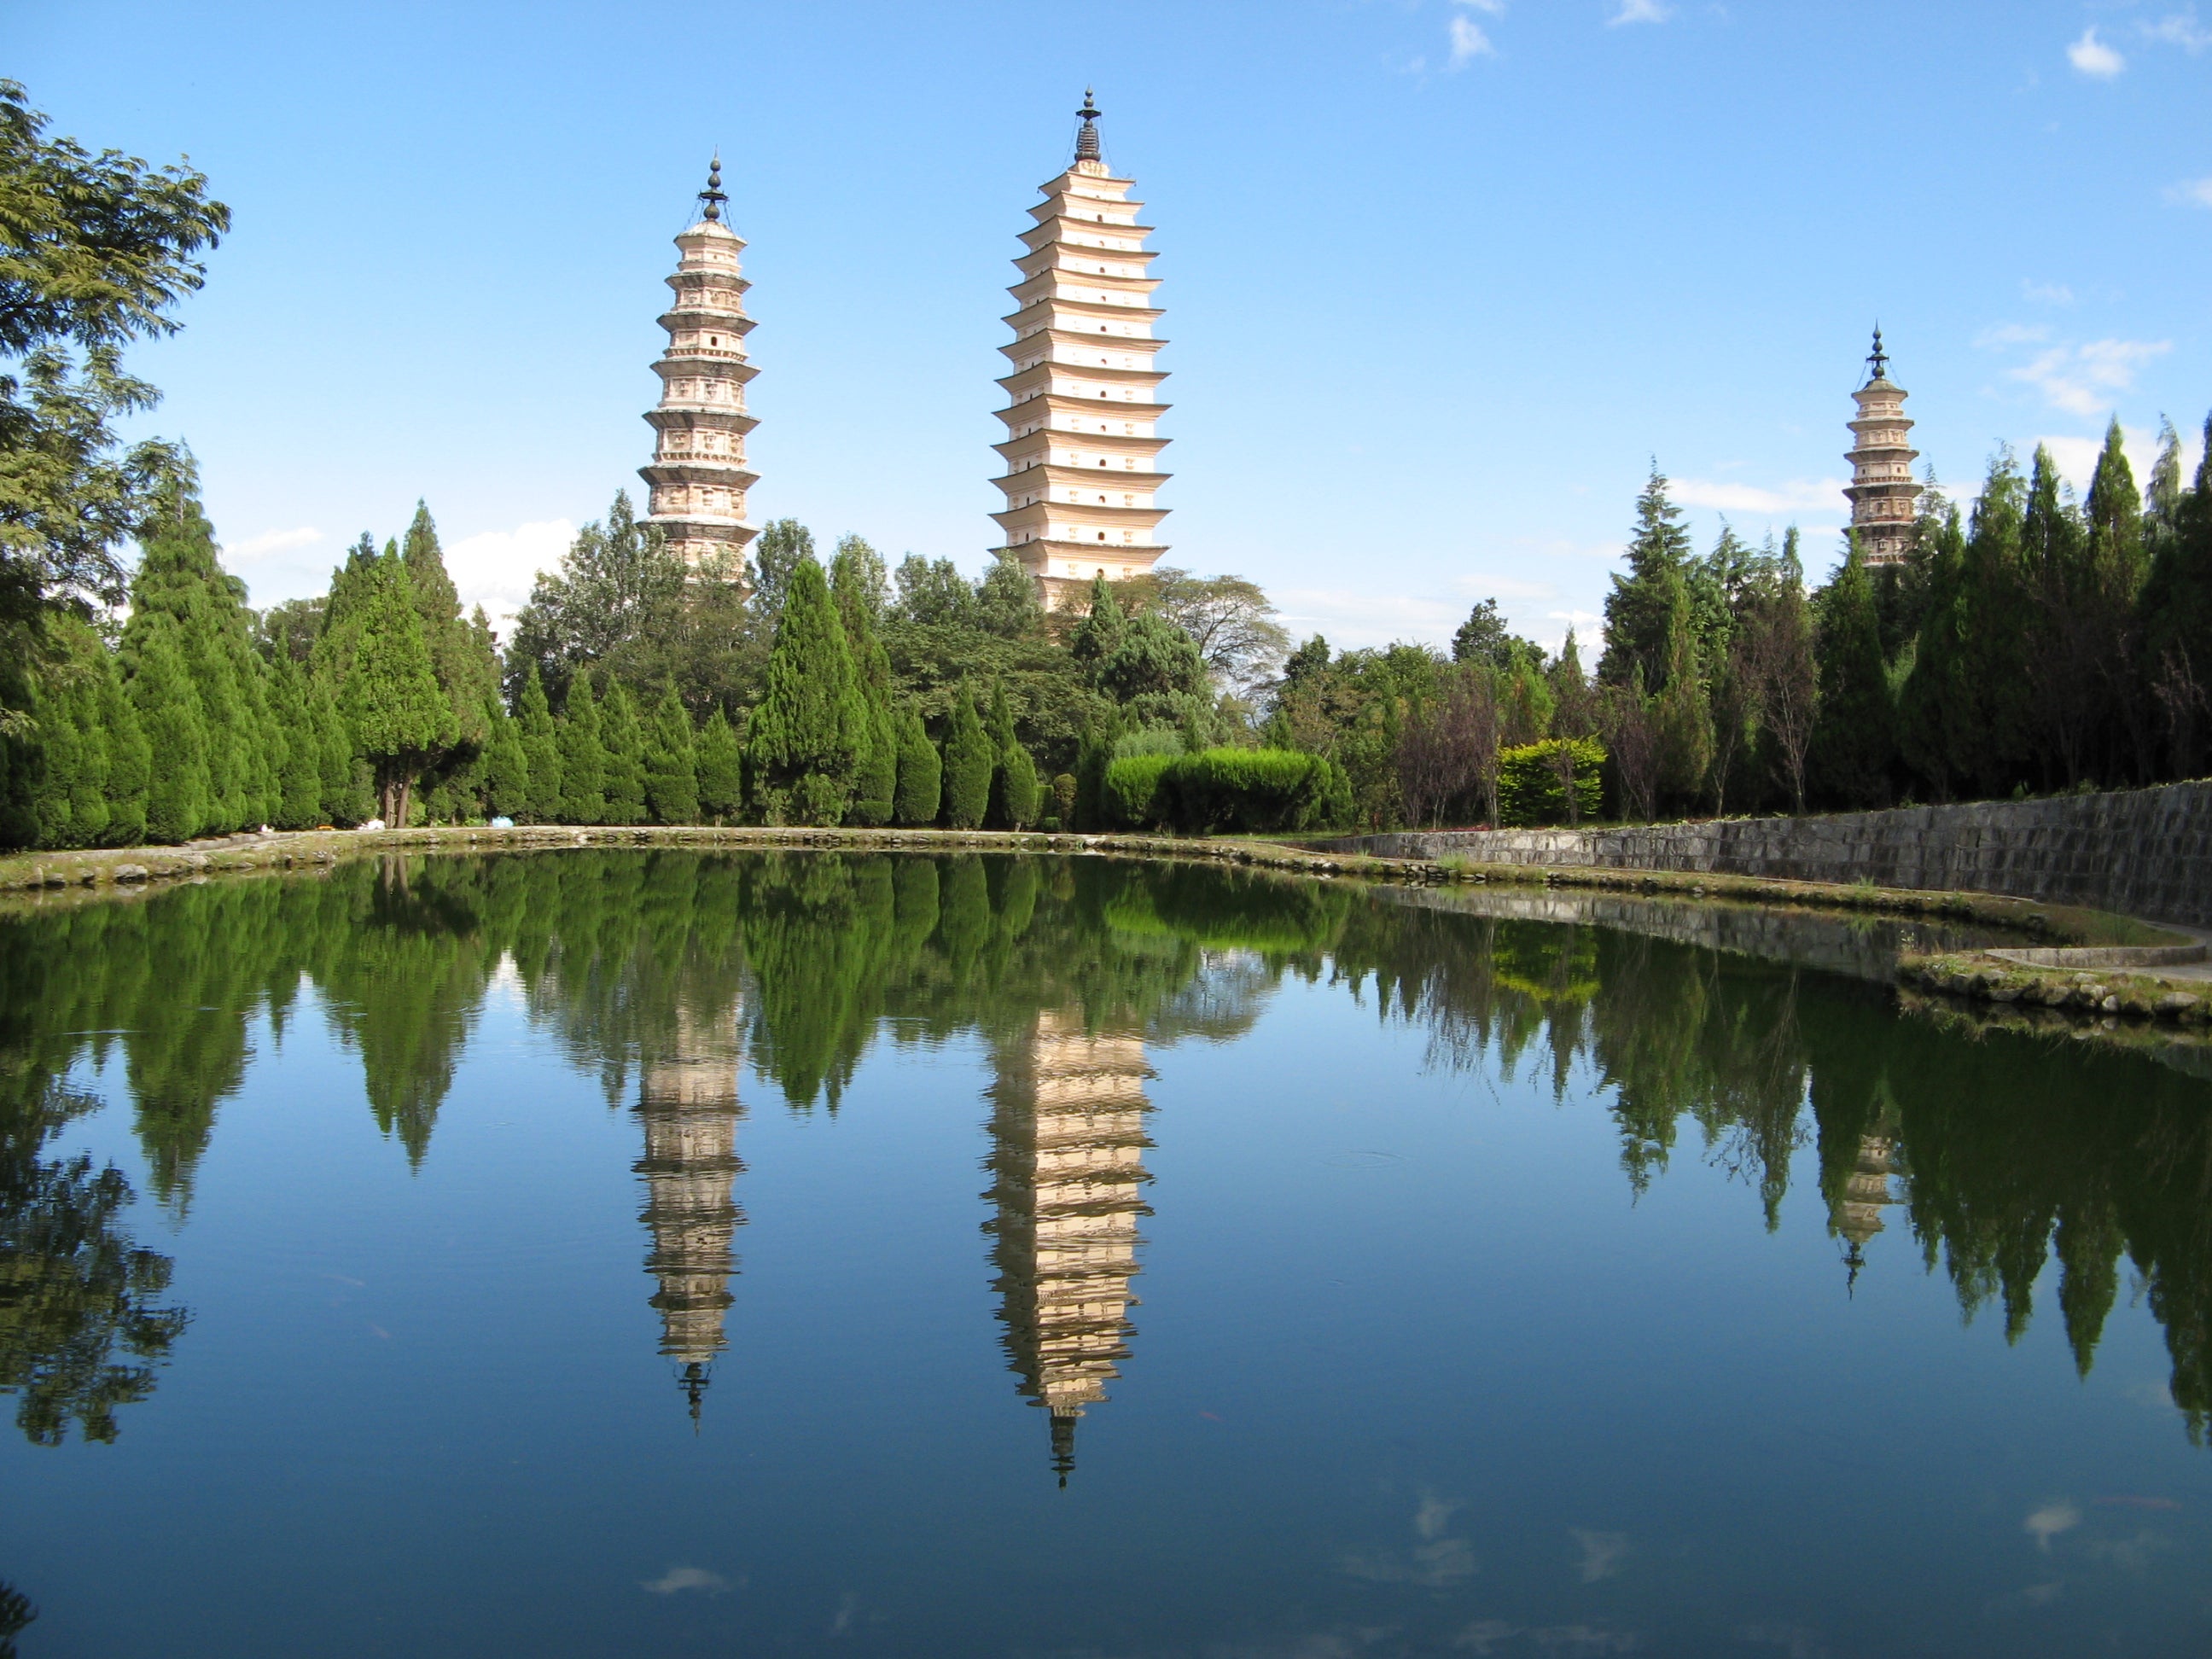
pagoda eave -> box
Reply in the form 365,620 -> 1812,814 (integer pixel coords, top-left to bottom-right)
645,408 -> 760,436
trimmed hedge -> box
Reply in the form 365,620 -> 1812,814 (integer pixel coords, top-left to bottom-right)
1497,737 -> 1606,826
1102,748 -> 1352,834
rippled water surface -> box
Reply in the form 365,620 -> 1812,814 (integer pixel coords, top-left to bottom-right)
3,850 -> 2209,1657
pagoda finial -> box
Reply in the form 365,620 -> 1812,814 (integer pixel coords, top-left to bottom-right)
699,152 -> 727,223
1867,323 -> 1889,382
1074,89 -> 1103,163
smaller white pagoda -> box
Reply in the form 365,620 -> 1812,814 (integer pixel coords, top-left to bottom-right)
1842,329 -> 1919,567
640,156 -> 760,575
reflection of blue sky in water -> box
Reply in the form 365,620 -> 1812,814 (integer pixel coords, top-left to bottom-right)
0,849 -> 2206,1655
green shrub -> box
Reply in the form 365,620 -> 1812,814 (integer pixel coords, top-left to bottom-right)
1497,737 -> 1605,826
1103,752 -> 1177,828
1103,747 -> 1353,834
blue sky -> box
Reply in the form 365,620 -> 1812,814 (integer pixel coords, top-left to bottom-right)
16,0 -> 2212,651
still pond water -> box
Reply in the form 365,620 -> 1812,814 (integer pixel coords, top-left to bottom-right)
3,850 -> 2210,1657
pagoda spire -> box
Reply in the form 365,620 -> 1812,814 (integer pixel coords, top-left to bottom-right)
988,101 -> 1173,609
1074,89 -> 1102,163
1842,327 -> 1919,567
639,158 -> 760,578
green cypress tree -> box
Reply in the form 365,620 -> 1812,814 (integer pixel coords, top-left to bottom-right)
309,672 -> 364,824
1809,542 -> 1896,806
644,681 -> 699,824
25,620 -> 110,849
1000,743 -> 1040,829
122,491 -> 270,833
1069,573 -> 1126,667
893,705 -> 942,827
515,663 -> 564,824
558,675 -> 607,823
599,682 -> 647,825
1651,587 -> 1714,807
99,647 -> 149,845
1956,450 -> 2035,796
940,690 -> 993,829
849,701 -> 898,827
838,563 -> 899,829
343,552 -> 455,824
130,624 -> 208,842
271,655 -> 323,829
480,693 -> 530,820
743,557 -> 865,825
985,682 -> 1018,826
1599,466 -> 1696,690
696,707 -> 742,824
400,505 -> 500,806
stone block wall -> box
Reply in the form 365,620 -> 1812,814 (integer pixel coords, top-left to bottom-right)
1318,781 -> 2212,928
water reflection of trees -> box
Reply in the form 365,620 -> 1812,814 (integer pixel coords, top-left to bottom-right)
3,851 -> 2211,1446
1305,906 -> 2212,1443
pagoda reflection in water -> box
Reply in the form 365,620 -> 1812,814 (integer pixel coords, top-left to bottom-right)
983,1010 -> 1155,1486
633,1003 -> 746,1423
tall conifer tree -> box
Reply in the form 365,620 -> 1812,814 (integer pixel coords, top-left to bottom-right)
515,663 -> 564,824
480,693 -> 530,820
894,706 -> 941,827
643,681 -> 699,824
343,552 -> 454,824
130,624 -> 208,841
599,681 -> 647,826
696,707 -> 742,824
1809,543 -> 1895,806
744,557 -> 864,824
941,690 -> 993,830
558,675 -> 607,824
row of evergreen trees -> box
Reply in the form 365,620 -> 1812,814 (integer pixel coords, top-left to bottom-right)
0,487 -> 1067,847
1591,414 -> 2212,817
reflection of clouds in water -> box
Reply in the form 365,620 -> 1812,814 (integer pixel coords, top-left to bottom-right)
1339,1491 -> 1479,1586
1737,1622 -> 1828,1659
1569,1528 -> 1628,1583
642,1565 -> 729,1595
2128,1379 -> 2177,1411
2088,1529 -> 2172,1575
2025,1502 -> 2081,1552
1454,1621 -> 1640,1655
1203,1630 -> 1402,1658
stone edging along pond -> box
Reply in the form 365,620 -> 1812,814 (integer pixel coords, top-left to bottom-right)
11,822 -> 2202,1041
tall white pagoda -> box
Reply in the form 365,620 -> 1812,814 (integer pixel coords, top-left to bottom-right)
1842,329 -> 1919,567
640,156 -> 760,575
990,93 -> 1173,608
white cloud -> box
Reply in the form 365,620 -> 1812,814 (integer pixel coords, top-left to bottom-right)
2024,1501 -> 2081,1553
2165,177 -> 2212,208
2067,26 -> 2125,77
2011,337 -> 2171,416
1456,0 -> 1506,11
2032,423 -> 2173,494
2021,280 -> 2074,306
443,517 -> 576,639
1609,0 -> 1671,25
224,526 -> 323,563
2143,9 -> 2212,50
1452,572 -> 1557,601
642,1565 -> 729,1595
1671,476 -> 1850,515
1448,15 -> 1497,64
1976,322 -> 2052,348
1277,587 -> 1464,649
1570,1528 -> 1630,1584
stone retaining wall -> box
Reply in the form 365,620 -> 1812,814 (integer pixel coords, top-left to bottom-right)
1318,781 -> 2212,927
